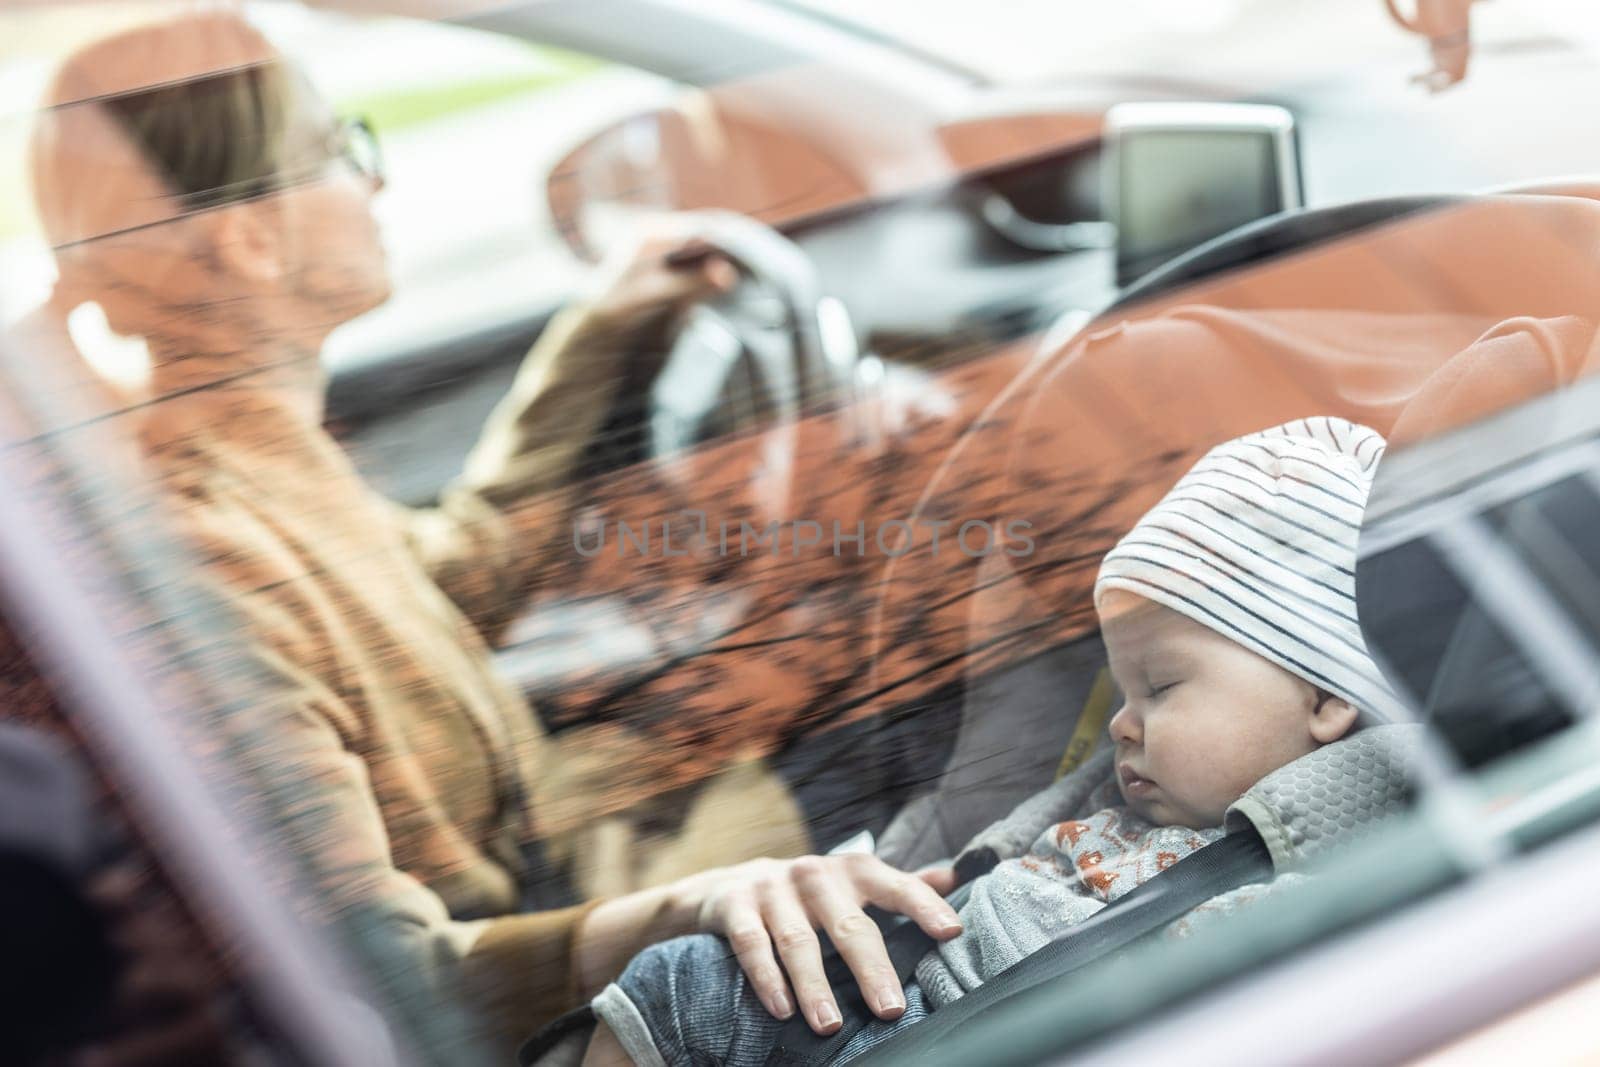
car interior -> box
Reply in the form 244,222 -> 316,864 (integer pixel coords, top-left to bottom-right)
5,0 -> 1600,1063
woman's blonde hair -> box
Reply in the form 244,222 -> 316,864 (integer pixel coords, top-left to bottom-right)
31,10 -> 295,249
28,11 -> 311,345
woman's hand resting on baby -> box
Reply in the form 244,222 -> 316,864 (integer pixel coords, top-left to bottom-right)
690,854 -> 962,1035
577,853 -> 961,1038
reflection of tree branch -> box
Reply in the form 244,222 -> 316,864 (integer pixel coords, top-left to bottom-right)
791,615 -> 1063,736
565,586 -> 822,723
536,416 -> 1187,751
914,548 -> 1101,617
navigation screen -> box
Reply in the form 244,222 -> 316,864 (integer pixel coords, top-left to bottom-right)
1114,128 -> 1286,286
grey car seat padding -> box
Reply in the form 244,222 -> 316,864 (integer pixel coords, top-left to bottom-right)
943,724 -> 1419,879
875,637 -> 1114,873
765,829 -> 1272,1067
782,725 -> 1419,1067
1224,724 -> 1420,871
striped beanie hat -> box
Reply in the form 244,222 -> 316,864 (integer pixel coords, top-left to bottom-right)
1094,417 -> 1398,717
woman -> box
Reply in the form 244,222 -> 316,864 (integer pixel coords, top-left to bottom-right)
25,11 -> 961,1059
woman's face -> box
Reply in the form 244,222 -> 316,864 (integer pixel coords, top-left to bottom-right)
269,79 -> 392,326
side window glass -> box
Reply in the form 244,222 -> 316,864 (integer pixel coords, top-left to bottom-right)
250,5 -> 679,370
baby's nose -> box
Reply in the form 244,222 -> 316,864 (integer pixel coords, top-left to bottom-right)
1107,703 -> 1140,744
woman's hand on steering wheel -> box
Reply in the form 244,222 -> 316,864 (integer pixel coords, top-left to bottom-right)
693,854 -> 961,1035
586,223 -> 738,332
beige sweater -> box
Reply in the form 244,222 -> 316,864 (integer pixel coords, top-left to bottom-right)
138,303 -> 804,1051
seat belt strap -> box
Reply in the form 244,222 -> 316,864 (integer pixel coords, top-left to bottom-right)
766,828 -> 1270,1067
844,828 -> 1273,1067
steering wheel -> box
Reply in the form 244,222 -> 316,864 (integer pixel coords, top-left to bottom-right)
645,211 -> 862,459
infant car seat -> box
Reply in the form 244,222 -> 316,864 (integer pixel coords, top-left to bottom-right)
873,192 -> 1600,872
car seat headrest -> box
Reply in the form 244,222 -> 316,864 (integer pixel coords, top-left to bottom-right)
1226,724 -> 1421,872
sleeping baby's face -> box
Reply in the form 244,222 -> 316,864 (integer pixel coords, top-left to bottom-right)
1100,590 -> 1360,828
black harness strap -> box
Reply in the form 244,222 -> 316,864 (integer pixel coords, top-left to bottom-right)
766,828 -> 1272,1067
765,883 -> 975,1067
518,1004 -> 597,1066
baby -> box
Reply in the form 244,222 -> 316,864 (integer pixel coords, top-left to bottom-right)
567,417 -> 1401,1066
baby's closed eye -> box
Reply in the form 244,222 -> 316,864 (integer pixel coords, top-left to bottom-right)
1146,679 -> 1180,698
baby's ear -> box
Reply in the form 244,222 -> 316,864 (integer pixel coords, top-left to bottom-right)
1309,693 -> 1360,744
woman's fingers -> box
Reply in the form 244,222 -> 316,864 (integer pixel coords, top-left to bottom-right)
717,891 -> 795,1022
915,864 -> 958,897
697,855 -> 965,1036
596,226 -> 737,313
650,237 -> 736,303
758,866 -> 841,1035
792,858 -> 906,1021
857,858 -> 963,941
698,253 -> 739,293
